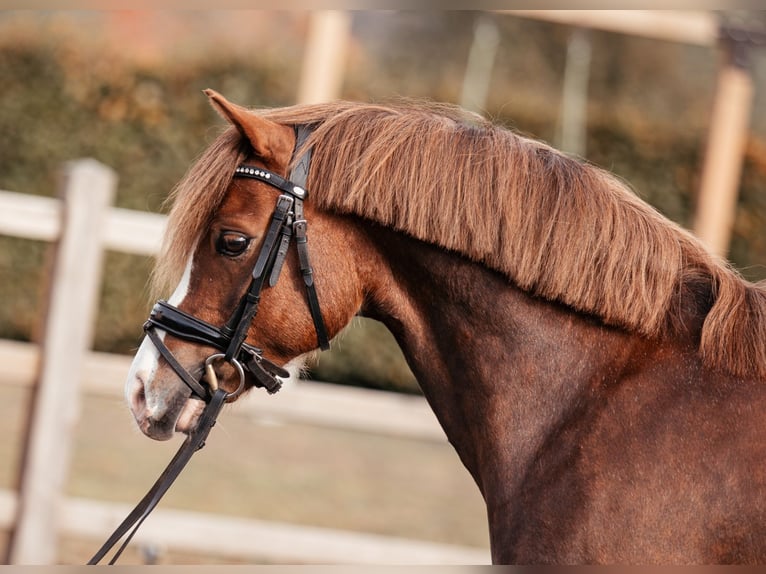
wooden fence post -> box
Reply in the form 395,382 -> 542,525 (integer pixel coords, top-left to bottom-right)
296,11 -> 351,104
7,159 -> 117,564
693,36 -> 754,257
460,14 -> 500,113
558,27 -> 592,157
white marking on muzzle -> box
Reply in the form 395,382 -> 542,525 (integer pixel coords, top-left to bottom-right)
125,257 -> 194,413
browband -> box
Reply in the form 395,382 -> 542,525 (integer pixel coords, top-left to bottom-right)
233,166 -> 307,200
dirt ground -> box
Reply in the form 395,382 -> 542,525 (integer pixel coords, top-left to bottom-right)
1,384 -> 490,564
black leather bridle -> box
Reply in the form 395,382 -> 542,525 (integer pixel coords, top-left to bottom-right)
145,125 -> 329,398
89,126 -> 329,564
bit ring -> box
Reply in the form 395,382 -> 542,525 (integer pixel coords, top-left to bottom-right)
204,353 -> 246,401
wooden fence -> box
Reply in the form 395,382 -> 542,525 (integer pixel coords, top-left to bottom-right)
0,164 -> 489,565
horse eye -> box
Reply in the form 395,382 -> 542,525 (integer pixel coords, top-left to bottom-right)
215,232 -> 250,257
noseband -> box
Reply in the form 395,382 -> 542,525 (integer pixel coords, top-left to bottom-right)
144,125 -> 330,399
89,126 -> 330,565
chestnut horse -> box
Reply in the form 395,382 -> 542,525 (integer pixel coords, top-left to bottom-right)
125,90 -> 766,564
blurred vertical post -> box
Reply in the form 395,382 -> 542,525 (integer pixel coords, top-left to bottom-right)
297,11 -> 352,105
693,28 -> 754,257
461,14 -> 500,113
558,28 -> 591,157
7,160 -> 116,564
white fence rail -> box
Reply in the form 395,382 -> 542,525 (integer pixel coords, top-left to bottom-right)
0,187 -> 166,254
0,167 -> 486,565
0,339 -> 444,442
0,488 -> 486,565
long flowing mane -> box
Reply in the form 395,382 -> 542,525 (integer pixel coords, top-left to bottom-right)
159,100 -> 766,380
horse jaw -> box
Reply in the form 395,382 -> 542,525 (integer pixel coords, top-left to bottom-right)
125,257 -> 195,440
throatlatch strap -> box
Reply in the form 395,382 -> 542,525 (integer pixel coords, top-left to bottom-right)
294,217 -> 330,351
290,126 -> 329,350
88,388 -> 228,565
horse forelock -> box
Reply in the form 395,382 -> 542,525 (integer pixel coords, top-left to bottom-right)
151,126 -> 247,298
158,99 -> 766,380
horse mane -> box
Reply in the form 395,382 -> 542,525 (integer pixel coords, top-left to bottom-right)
158,99 -> 766,381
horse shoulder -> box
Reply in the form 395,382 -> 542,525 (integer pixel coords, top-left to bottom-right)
506,343 -> 766,563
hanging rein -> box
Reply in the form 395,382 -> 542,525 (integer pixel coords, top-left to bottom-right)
88,126 -> 329,564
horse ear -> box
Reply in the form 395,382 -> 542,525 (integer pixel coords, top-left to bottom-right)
204,89 -> 291,164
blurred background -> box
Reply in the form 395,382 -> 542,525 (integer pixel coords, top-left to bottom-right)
1,9 -> 765,564
2,10 -> 766,389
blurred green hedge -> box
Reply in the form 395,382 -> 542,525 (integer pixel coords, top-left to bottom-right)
1,23 -> 765,395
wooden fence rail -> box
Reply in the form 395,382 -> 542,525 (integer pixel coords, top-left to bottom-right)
0,169 -> 487,564
0,187 -> 166,254
0,489 -> 487,565
0,339 -> 443,442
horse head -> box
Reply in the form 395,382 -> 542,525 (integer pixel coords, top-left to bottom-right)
125,91 -> 365,440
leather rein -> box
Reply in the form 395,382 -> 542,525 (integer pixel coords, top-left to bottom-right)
88,126 -> 328,564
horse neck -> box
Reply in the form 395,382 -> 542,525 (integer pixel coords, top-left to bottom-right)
358,225 -> 648,501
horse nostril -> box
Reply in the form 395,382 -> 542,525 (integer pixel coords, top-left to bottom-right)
135,369 -> 148,387
129,372 -> 149,413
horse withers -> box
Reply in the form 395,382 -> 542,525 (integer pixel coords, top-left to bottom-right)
125,90 -> 766,564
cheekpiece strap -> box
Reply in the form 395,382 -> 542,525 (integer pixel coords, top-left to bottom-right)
232,124 -> 330,352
